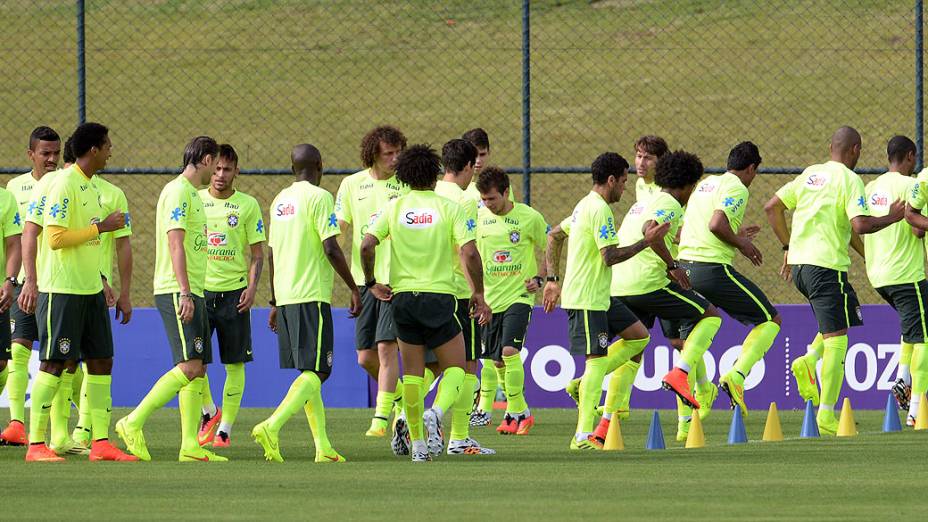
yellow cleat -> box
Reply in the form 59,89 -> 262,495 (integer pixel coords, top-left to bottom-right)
252,422 -> 283,462
365,417 -> 388,437
315,449 -> 347,463
179,448 -> 229,462
115,417 -> 151,462
695,383 -> 719,421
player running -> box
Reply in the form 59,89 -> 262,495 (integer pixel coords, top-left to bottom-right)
195,144 -> 265,447
335,125 -> 408,438
252,144 -> 358,464
361,144 -> 491,462
765,126 -> 904,435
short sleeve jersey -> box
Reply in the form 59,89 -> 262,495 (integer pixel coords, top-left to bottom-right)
678,172 -> 749,265
8,172 -> 39,282
334,169 -> 409,286
368,190 -> 473,295
23,170 -> 62,292
38,165 -> 105,295
915,168 -> 928,261
864,172 -> 923,288
269,181 -> 339,306
612,191 -> 683,297
0,188 -> 22,265
464,181 -> 516,207
775,161 -> 869,272
199,189 -> 266,292
477,202 -> 547,312
435,180 -> 478,299
636,178 -> 658,202
93,176 -> 132,282
153,175 -> 207,296
559,191 -> 619,311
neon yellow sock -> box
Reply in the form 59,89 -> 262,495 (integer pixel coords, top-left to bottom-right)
127,367 -> 189,428
606,337 -> 649,372
912,344 -> 928,395
900,339 -> 914,383
267,372 -> 314,433
422,367 -> 435,399
680,317 -> 722,369
178,377 -> 204,451
70,363 -> 84,408
299,372 -> 331,453
7,343 -> 31,423
392,377 -> 405,416
86,374 -> 112,441
0,365 -> 7,396
577,357 -> 609,434
503,353 -> 528,414
495,364 -> 507,394
806,333 -> 825,361
605,360 -> 640,416
433,367 -> 464,415
50,370 -> 75,446
220,363 -> 245,431
693,357 -> 708,391
820,335 -> 848,407
404,375 -> 424,441
677,395 -> 693,420
76,362 -> 91,432
201,373 -> 215,414
478,362 -> 497,412
450,373 -> 478,440
28,371 -> 60,443
735,321 -> 780,376
374,391 -> 395,420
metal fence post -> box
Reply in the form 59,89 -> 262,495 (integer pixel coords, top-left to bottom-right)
917,0 -> 924,170
77,0 -> 86,126
521,0 -> 531,205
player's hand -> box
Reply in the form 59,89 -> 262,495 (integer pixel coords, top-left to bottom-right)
102,279 -> 116,307
470,293 -> 491,326
669,267 -> 691,290
738,224 -> 761,240
237,286 -> 256,313
115,293 -> 132,324
643,221 -> 671,247
888,199 -> 906,223
97,211 -> 126,233
0,280 -> 13,313
370,283 -> 393,302
779,251 -> 792,282
542,281 -> 561,313
524,278 -> 541,293
268,306 -> 278,332
738,238 -> 763,266
348,287 -> 362,318
18,278 -> 37,314
177,294 -> 194,323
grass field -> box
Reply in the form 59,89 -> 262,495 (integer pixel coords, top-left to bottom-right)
5,407 -> 924,520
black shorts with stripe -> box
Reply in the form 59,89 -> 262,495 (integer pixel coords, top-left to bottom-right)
482,303 -> 532,362
155,293 -> 212,365
276,301 -> 334,373
38,292 -> 113,361
876,280 -> 928,344
792,264 -> 863,334
680,260 -> 778,326
354,286 -> 396,350
205,287 -> 253,364
0,308 -> 11,359
566,309 -> 611,356
11,284 -> 38,342
617,282 -> 711,340
392,291 -> 461,350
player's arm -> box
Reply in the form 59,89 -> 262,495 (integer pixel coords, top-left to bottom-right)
905,203 -> 928,232
1,233 -> 21,312
323,236 -> 360,317
850,201 -> 904,234
642,220 -> 689,289
267,246 -> 278,332
763,195 -> 794,281
708,211 -> 762,266
542,224 -> 567,313
601,221 -> 669,266
460,240 -> 491,325
237,242 -> 264,313
167,229 -> 195,323
114,236 -> 133,324
19,221 -> 40,314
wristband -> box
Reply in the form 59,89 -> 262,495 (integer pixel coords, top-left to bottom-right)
179,293 -> 193,300
782,245 -> 789,251
269,299 -> 277,307
5,277 -> 16,287
365,279 -> 377,288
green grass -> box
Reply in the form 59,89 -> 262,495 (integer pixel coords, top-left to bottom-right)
4,407 -> 924,520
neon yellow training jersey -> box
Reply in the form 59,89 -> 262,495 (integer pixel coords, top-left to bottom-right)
153,175 -> 207,297
865,172 -> 922,288
917,168 -> 928,261
94,175 -> 132,282
636,177 -> 658,202
559,191 -> 619,311
436,180 -> 478,299
38,165 -> 105,295
464,181 -> 516,206
8,171 -> 39,282
269,181 -> 340,306
775,160 -> 869,272
477,202 -> 547,312
0,187 -> 22,266
23,169 -> 62,294
199,189 -> 266,292
612,191 -> 683,297
368,189 -> 474,295
678,172 -> 749,265
335,169 -> 408,286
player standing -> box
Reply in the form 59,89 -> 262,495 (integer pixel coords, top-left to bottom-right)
633,135 -> 669,201
0,182 -> 22,434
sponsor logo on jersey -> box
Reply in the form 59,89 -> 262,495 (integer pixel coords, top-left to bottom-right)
402,208 -> 438,228
275,201 -> 297,221
698,181 -> 717,193
805,172 -> 829,189
628,203 -> 645,216
869,192 -> 889,209
208,232 -> 227,246
493,250 -> 512,263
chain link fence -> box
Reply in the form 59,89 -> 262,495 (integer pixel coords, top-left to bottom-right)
0,0 -> 923,307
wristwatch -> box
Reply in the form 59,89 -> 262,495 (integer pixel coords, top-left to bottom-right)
365,279 -> 377,288
667,261 -> 680,271
532,275 -> 544,287
5,276 -> 16,287
545,275 -> 560,282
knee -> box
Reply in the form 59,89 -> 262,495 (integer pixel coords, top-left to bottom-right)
771,315 -> 783,326
671,339 -> 685,351
85,358 -> 113,375
703,306 -> 721,319
631,352 -> 643,363
0,360 -> 6,371
39,360 -> 65,376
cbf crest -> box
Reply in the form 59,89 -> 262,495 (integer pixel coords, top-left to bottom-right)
194,337 -> 204,353
509,230 -> 521,244
59,338 -> 72,355
227,212 -> 239,228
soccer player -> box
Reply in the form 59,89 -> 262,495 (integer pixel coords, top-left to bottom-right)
676,141 -> 781,415
0,182 -> 23,429
252,143 -> 359,463
334,125 -> 407,438
0,126 -> 60,446
195,144 -> 265,448
361,144 -> 491,462
117,136 -> 225,462
542,152 -> 669,449
765,126 -> 904,435
20,122 -> 134,461
475,166 -> 547,435
633,135 -> 669,201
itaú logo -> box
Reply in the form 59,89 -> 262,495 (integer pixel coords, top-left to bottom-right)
402,208 -> 438,228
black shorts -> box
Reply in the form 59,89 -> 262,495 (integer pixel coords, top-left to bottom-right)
567,309 -> 611,356
354,286 -> 396,350
876,281 -> 928,344
37,292 -> 113,361
456,299 -> 482,362
205,288 -> 253,364
11,284 -> 37,343
392,292 -> 461,350
0,308 -> 11,359
680,260 -> 778,326
482,303 -> 532,362
608,297 -> 641,338
277,302 -> 334,373
155,293 -> 212,365
618,283 -> 711,340
792,265 -> 863,334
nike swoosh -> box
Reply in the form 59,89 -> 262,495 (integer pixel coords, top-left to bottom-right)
322,455 -> 339,462
106,408 -> 112,413
42,404 -> 52,410
183,454 -> 210,462
246,350 -> 252,355
804,361 -> 816,385
225,392 -> 241,397
513,338 -> 523,343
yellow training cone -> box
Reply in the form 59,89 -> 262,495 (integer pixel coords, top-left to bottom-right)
603,417 -> 624,451
916,398 -> 928,430
837,397 -> 858,437
685,413 -> 705,448
762,402 -> 784,442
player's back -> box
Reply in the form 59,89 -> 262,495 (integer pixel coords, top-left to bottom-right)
865,172 -> 924,288
678,172 -> 749,265
612,191 -> 682,297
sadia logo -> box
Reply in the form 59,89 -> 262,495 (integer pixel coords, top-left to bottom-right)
698,181 -> 716,193
805,173 -> 829,190
208,232 -> 227,246
869,192 -> 889,209
402,208 -> 437,228
628,203 -> 644,216
275,201 -> 297,221
493,250 -> 512,263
